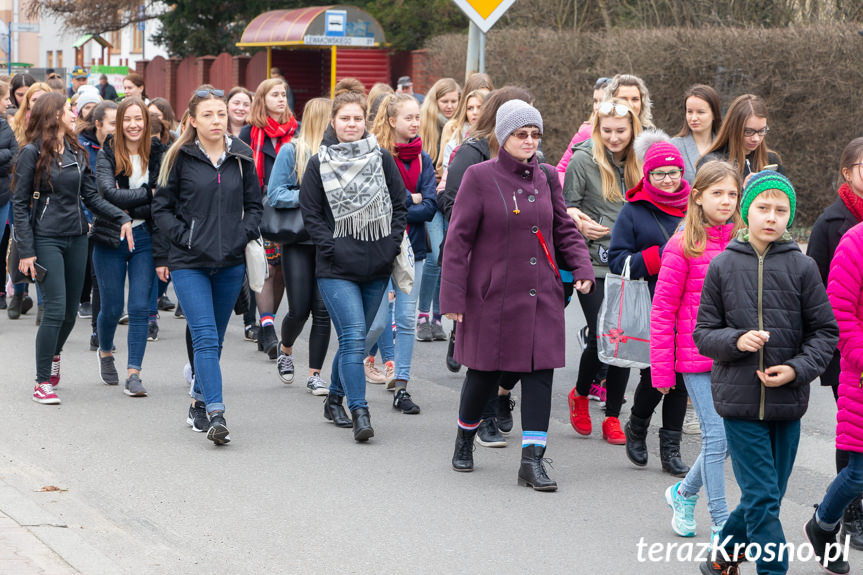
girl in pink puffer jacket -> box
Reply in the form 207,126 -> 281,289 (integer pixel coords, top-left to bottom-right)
650,161 -> 742,539
806,220 -> 863,572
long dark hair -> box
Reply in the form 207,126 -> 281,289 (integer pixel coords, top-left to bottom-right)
675,84 -> 722,138
26,92 -> 85,189
10,73 -> 35,108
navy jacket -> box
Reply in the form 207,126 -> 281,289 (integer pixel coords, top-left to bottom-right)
399,149 -> 437,261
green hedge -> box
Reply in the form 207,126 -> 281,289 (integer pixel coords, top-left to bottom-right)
425,25 -> 863,226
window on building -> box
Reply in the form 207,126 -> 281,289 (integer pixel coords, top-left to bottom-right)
57,51 -> 63,68
132,26 -> 143,54
110,30 -> 122,54
46,50 -> 53,67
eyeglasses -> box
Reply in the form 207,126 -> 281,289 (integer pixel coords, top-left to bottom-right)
649,169 -> 683,181
598,101 -> 630,118
743,126 -> 769,138
512,129 -> 542,141
195,89 -> 225,98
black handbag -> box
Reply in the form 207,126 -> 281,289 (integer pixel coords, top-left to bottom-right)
259,201 -> 309,244
7,235 -> 26,284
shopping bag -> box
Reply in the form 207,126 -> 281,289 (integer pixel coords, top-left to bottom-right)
597,256 -> 651,369
245,235 -> 269,293
392,231 -> 415,294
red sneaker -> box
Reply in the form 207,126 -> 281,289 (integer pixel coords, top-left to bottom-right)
49,355 -> 61,388
602,417 -> 626,445
568,388 -> 592,435
33,382 -> 61,405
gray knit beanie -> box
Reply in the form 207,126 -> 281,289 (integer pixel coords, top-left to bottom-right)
495,100 -> 543,146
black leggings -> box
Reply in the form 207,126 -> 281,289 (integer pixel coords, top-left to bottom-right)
460,368 -> 553,432
280,244 -> 331,371
625,368 -> 688,431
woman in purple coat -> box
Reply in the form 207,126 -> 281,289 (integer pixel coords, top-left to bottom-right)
442,101 -> 594,491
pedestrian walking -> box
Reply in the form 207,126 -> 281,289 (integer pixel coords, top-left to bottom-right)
13,92 -> 132,405
650,160 -> 742,538
694,171 -> 838,575
442,100 -> 594,491
299,81 -> 407,442
152,85 -> 263,444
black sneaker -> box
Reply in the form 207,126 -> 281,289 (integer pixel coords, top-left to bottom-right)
699,558 -> 742,575
476,418 -> 506,447
805,510 -> 851,574
207,412 -> 231,445
259,324 -> 278,360
147,321 -> 159,342
244,325 -> 260,343
393,388 -> 420,414
186,400 -> 208,432
174,304 -> 184,319
496,393 -> 515,434
277,348 -> 294,384
89,332 -> 99,351
98,353 -> 119,385
78,301 -> 93,318
157,295 -> 176,311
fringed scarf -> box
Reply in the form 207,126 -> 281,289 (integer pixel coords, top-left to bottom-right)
839,183 -> 863,223
394,137 -> 423,193
318,134 -> 392,242
251,116 -> 298,188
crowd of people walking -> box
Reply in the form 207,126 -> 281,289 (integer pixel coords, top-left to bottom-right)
2,66 -> 863,575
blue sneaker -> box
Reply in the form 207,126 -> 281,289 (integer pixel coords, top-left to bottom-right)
710,521 -> 726,543
665,481 -> 697,537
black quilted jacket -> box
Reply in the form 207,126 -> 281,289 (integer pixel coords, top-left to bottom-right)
693,232 -> 838,421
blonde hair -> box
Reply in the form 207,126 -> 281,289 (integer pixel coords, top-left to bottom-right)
419,78 -> 460,162
295,97 -> 331,184
438,88 -> 489,169
606,74 -> 654,129
366,82 -> 394,127
249,78 -> 292,127
591,98 -> 643,203
371,93 -> 418,155
682,161 -> 743,258
13,82 -> 52,144
158,85 -> 225,187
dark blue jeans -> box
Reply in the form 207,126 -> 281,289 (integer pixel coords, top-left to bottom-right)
317,277 -> 387,411
171,264 -> 245,414
818,451 -> 863,525
93,225 -> 154,370
719,418 -> 800,575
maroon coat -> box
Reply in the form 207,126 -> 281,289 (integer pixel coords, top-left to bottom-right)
440,149 -> 594,372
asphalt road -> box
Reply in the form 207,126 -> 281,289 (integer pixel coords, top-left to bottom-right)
0,286 -> 848,574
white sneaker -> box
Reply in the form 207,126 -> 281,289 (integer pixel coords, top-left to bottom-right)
682,407 -> 700,435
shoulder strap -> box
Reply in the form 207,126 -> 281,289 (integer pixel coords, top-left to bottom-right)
650,208 -> 671,243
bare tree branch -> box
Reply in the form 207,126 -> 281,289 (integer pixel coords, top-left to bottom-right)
25,0 -> 164,35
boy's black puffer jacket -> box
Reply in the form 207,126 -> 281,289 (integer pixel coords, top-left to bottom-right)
694,233 -> 838,421
152,137 -> 262,270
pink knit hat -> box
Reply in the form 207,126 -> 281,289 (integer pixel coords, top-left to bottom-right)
642,141 -> 684,179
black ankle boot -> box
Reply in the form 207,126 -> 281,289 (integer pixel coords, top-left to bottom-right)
624,414 -> 651,467
351,407 -> 374,442
517,445 -> 557,492
452,427 -> 476,472
323,394 -> 352,428
259,324 -> 278,360
841,494 -> 863,550
659,428 -> 690,477
7,292 -> 22,320
446,325 -> 461,373
805,508 -> 851,574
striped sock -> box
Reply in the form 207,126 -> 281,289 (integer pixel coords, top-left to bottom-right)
457,418 -> 481,431
260,314 -> 274,327
522,431 -> 548,448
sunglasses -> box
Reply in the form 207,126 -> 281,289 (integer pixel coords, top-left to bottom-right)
512,129 -> 542,141
743,127 -> 769,137
594,77 -> 611,90
598,101 -> 630,118
195,89 -> 225,98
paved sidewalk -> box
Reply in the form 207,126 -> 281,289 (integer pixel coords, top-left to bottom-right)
0,511 -> 79,575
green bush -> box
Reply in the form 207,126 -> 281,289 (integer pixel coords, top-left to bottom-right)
425,25 -> 863,225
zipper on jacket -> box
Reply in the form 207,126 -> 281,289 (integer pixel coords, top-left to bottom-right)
39,197 -> 50,221
217,166 -> 223,261
187,218 -> 197,250
76,161 -> 84,235
757,245 -> 771,420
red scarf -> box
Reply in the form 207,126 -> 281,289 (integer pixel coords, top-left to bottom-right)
838,183 -> 863,223
250,116 -> 298,188
394,138 -> 423,193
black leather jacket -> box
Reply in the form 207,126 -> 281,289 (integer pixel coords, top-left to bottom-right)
0,118 -> 18,206
91,135 -> 165,250
12,140 -> 130,259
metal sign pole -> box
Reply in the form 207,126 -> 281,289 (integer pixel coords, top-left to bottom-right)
465,21 -> 479,80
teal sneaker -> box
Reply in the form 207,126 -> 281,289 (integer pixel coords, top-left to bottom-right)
710,521 -> 726,543
665,481 -> 697,537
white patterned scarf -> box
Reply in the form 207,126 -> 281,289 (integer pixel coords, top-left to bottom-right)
318,134 -> 392,242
